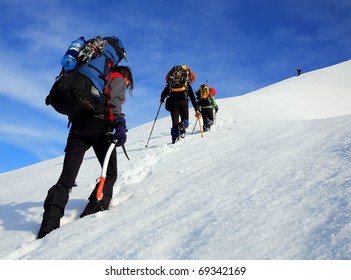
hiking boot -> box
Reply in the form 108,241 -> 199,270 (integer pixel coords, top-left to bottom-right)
80,200 -> 106,218
171,126 -> 180,144
203,120 -> 214,132
37,205 -> 62,239
172,136 -> 179,144
178,121 -> 186,138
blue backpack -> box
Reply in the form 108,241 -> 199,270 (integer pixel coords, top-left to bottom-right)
45,36 -> 127,119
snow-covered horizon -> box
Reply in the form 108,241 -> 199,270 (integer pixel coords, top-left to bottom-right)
0,60 -> 351,262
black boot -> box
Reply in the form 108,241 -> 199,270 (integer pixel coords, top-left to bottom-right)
203,120 -> 214,132
178,121 -> 186,138
37,184 -> 70,239
171,126 -> 180,144
37,205 -> 62,239
80,200 -> 105,218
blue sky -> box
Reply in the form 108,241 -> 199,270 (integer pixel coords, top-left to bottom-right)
1,0 -> 351,173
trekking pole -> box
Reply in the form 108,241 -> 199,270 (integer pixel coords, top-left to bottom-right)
197,115 -> 203,137
96,141 -> 117,201
191,119 -> 197,134
145,102 -> 162,147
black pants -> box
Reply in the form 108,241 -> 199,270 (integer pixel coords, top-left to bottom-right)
44,117 -> 117,214
169,99 -> 189,127
201,107 -> 214,124
168,99 -> 190,141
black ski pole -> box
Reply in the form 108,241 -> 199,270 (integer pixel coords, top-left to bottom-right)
145,102 -> 162,147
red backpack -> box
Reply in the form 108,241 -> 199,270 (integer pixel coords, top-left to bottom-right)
209,87 -> 217,97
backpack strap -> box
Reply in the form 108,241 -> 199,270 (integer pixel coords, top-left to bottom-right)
86,52 -> 112,83
104,71 -> 125,122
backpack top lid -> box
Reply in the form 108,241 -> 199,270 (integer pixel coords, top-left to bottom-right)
104,36 -> 128,63
165,65 -> 197,83
61,35 -> 128,73
165,65 -> 196,92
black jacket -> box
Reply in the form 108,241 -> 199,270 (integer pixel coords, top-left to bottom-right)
160,83 -> 198,111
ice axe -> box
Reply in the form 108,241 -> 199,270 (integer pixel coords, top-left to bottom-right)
96,140 -> 129,201
192,114 -> 203,137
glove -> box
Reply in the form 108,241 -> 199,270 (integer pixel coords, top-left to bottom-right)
195,111 -> 201,119
215,107 -> 219,113
107,116 -> 127,146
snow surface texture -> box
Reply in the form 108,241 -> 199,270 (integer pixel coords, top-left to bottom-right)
0,61 -> 351,260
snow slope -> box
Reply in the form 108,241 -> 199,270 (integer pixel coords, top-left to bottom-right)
0,60 -> 351,260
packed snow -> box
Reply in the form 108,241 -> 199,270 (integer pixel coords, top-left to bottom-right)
0,60 -> 351,261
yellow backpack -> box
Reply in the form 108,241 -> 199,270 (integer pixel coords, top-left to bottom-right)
197,84 -> 210,99
166,65 -> 196,92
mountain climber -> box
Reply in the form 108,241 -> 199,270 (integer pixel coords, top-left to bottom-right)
196,85 -> 219,132
160,65 -> 200,143
37,39 -> 134,239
